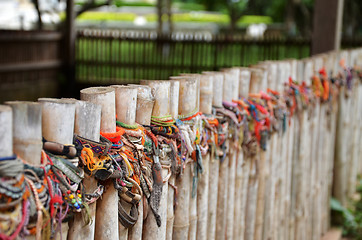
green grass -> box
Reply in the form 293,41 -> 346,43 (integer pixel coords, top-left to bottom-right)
75,37 -> 310,84
76,11 -> 272,26
77,12 -> 137,22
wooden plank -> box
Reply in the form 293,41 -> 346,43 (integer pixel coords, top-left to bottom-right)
0,31 -> 63,42
0,60 -> 62,73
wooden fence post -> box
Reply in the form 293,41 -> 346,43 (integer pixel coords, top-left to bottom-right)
80,87 -> 119,240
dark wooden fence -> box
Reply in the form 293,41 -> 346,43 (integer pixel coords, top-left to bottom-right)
75,30 -> 311,84
0,30 -> 63,103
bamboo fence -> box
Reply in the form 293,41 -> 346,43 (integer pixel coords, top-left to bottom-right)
0,48 -> 361,240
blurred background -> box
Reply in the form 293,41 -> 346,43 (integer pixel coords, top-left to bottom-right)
0,0 -> 361,101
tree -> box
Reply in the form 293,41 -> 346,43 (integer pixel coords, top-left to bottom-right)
76,0 -> 112,17
157,0 -> 172,36
226,0 -> 248,33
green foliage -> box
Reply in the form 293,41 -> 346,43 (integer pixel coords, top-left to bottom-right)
238,15 -> 272,25
331,179 -> 362,239
75,0 -> 155,7
172,1 -> 206,11
113,0 -> 155,8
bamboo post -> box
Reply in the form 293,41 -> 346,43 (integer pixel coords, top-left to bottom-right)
171,77 -> 198,240
140,80 -> 171,240
215,70 -> 232,240
176,75 -> 200,240
179,74 -> 201,112
187,78 -> 199,240
294,59 -> 314,240
320,52 -> 338,236
38,98 -> 76,145
277,61 -> 292,240
260,61 -> 278,240
222,68 -> 240,101
196,73 -> 213,240
0,105 -> 13,157
140,80 -> 171,118
112,85 -> 138,126
249,68 -> 264,94
238,68 -> 251,98
244,67 -> 268,240
110,85 -> 141,240
222,70 -> 235,102
80,87 -> 119,240
202,72 -> 224,108
5,102 -> 42,165
200,72 -> 222,240
169,80 -> 180,119
281,60 -> 297,240
310,56 -> 325,240
346,50 -> 361,200
248,63 -> 269,240
127,85 -> 155,240
67,100 -> 101,240
273,61 -> 286,240
38,98 -> 76,239
128,85 -> 154,125
165,80 -> 179,240
222,68 -> 239,240
233,68 -> 251,240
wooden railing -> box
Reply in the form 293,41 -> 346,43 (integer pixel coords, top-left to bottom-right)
0,30 -> 63,103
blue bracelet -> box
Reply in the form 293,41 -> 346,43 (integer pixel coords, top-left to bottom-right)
0,155 -> 17,161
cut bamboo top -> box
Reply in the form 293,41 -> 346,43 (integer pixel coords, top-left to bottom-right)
313,56 -> 325,74
265,63 -> 277,90
140,80 -> 171,118
127,84 -> 155,125
180,73 -> 201,112
323,53 -> 337,75
238,68 -> 251,98
303,59 -> 314,85
277,61 -> 291,93
170,76 -> 198,116
202,71 -> 224,108
229,68 -> 241,100
296,60 -> 304,82
38,98 -> 76,145
222,70 -> 234,102
290,59 -> 298,81
5,101 -> 42,164
80,87 -> 116,133
249,68 -> 264,94
169,80 -> 180,119
304,59 -> 314,84
0,105 -> 13,157
111,85 -> 138,125
199,74 -> 213,114
74,100 -> 101,142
